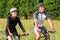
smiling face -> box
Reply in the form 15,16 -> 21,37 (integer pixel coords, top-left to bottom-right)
11,11 -> 17,18
38,6 -> 44,13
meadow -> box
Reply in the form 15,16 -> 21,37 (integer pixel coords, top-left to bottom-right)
0,19 -> 60,40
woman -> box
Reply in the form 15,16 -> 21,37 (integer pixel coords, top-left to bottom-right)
6,8 -> 28,40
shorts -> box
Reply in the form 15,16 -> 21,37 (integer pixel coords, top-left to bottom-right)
34,26 -> 48,34
6,28 -> 18,37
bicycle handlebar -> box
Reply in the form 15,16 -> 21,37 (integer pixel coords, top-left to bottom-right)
48,31 -> 55,34
18,34 -> 29,37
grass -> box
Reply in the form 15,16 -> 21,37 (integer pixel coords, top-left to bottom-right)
0,19 -> 60,40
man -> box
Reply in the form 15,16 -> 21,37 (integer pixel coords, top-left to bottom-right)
34,3 -> 56,40
6,8 -> 28,40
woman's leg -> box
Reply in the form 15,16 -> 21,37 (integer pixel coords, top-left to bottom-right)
6,29 -> 12,40
7,36 -> 12,40
13,29 -> 19,40
15,36 -> 19,40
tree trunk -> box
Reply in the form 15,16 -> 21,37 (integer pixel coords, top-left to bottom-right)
24,13 -> 28,19
39,0 -> 43,3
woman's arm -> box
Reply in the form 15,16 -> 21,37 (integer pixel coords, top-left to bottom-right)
17,18 -> 26,32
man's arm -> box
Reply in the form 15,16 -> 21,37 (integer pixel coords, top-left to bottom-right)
34,19 -> 39,28
34,19 -> 41,32
34,12 -> 41,31
46,12 -> 56,32
48,18 -> 56,31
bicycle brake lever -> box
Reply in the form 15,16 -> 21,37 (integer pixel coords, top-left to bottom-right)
20,34 -> 29,36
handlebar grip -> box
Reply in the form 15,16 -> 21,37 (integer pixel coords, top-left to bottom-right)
20,34 -> 29,36
48,31 -> 55,33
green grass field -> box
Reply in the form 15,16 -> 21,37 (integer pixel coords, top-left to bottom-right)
0,19 -> 60,40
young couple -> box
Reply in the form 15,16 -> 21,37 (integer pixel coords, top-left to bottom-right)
6,3 -> 56,40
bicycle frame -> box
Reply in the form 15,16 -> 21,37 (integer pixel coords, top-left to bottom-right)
41,31 -> 55,40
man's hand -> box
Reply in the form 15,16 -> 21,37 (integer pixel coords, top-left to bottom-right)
34,19 -> 41,32
37,27 -> 41,32
48,19 -> 56,33
51,28 -> 56,32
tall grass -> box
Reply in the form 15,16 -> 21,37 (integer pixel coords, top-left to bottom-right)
0,19 -> 60,40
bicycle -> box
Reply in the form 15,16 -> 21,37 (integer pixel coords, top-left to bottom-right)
6,34 -> 29,40
48,31 -> 56,40
0,30 -> 29,40
40,31 -> 56,40
18,34 -> 29,40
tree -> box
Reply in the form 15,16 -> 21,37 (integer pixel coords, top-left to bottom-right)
44,0 -> 60,20
0,0 -> 60,20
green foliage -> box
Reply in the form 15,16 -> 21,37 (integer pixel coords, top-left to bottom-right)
0,0 -> 60,20
0,0 -> 39,18
44,0 -> 60,20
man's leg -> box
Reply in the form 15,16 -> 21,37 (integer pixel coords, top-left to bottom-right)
46,32 -> 50,40
34,27 -> 41,40
35,32 -> 41,40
